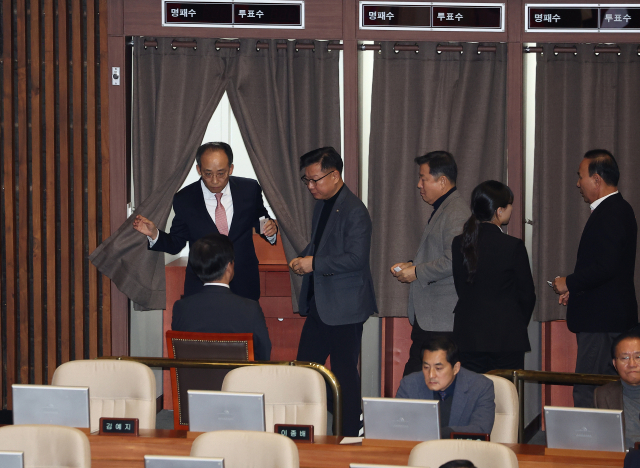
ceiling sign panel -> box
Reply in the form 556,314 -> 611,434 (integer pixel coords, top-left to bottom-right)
526,4 -> 640,32
360,2 -> 505,31
163,0 -> 304,28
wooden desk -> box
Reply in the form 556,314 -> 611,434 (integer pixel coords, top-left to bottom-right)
83,430 -> 626,468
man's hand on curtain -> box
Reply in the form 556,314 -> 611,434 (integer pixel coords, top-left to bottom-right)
133,214 -> 159,240
289,256 -> 313,275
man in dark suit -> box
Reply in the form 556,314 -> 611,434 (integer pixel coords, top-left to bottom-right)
289,147 -> 377,436
396,336 -> 495,438
553,149 -> 638,407
133,142 -> 277,300
594,328 -> 640,449
171,233 -> 271,360
390,151 -> 470,376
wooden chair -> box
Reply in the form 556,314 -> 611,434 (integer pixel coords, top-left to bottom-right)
166,331 -> 254,430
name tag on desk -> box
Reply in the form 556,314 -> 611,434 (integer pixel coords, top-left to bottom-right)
450,431 -> 489,441
99,417 -> 139,436
275,424 -> 314,443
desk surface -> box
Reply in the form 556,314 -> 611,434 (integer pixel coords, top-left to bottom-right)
82,430 -> 626,468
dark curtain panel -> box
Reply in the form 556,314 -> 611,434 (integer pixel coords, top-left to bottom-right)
90,37 -> 228,309
368,42 -> 508,317
225,39 -> 341,309
533,43 -> 640,322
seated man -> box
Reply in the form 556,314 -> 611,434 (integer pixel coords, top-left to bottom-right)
595,328 -> 640,449
171,233 -> 272,360
396,336 -> 495,438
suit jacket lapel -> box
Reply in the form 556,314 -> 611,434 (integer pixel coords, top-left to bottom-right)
226,177 -> 243,240
416,191 -> 461,255
317,186 -> 349,253
448,370 -> 469,427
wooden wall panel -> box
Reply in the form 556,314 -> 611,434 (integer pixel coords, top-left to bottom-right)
0,0 -> 111,409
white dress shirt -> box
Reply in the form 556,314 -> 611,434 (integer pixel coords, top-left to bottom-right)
204,282 -> 230,288
149,179 -> 276,245
590,190 -> 619,211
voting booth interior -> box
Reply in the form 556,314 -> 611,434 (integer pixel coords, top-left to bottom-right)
2,0 -> 640,448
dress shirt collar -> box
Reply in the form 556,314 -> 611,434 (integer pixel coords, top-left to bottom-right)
204,282 -> 230,288
590,190 -> 618,211
201,179 -> 230,200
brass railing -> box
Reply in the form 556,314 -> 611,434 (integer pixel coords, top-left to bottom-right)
487,369 -> 620,443
97,357 -> 343,436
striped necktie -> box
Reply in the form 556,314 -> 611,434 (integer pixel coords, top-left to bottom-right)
215,192 -> 229,236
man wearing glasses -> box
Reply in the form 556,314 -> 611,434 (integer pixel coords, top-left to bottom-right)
595,328 -> 640,450
133,142 -> 277,300
289,146 -> 377,436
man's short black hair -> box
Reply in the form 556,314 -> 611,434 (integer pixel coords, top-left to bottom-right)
439,461 -> 477,468
584,149 -> 619,187
188,233 -> 235,283
196,142 -> 234,167
421,336 -> 460,367
610,328 -> 640,359
299,146 -> 343,174
440,461 -> 477,468
414,151 -> 458,185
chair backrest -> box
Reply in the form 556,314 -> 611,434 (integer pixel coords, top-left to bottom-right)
167,331 -> 254,430
0,425 -> 91,468
191,430 -> 299,468
483,375 -> 519,443
221,365 -> 327,435
408,439 -> 518,468
51,359 -> 156,432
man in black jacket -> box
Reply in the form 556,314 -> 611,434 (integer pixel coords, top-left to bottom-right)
553,149 -> 638,407
171,233 -> 272,360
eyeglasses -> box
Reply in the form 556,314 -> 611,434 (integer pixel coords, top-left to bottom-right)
616,354 -> 640,365
301,170 -> 336,186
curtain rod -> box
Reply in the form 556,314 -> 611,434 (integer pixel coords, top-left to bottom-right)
524,45 -> 635,56
138,39 -> 497,54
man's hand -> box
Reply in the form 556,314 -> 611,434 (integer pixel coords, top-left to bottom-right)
390,262 -> 413,277
396,266 -> 417,283
552,276 -> 568,295
559,292 -> 570,306
289,256 -> 313,276
263,219 -> 278,237
133,215 -> 159,239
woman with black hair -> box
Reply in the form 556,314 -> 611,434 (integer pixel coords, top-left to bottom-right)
451,181 -> 536,374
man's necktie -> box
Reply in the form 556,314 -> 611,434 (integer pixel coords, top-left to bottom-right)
439,391 -> 447,401
215,193 -> 229,236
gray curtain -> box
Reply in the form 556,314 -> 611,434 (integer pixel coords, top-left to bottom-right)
225,39 -> 341,309
90,38 -> 340,310
368,42 -> 508,317
90,37 -> 227,310
532,43 -> 640,322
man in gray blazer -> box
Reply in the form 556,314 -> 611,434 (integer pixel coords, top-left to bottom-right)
290,147 -> 377,436
391,151 -> 470,376
396,336 -> 495,438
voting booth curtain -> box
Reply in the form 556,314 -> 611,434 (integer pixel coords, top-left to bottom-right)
90,38 -> 340,310
368,42 -> 508,317
532,43 -> 640,322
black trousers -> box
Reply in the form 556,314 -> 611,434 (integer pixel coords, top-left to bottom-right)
403,320 -> 454,377
459,351 -> 525,374
296,299 -> 364,437
573,332 -> 619,408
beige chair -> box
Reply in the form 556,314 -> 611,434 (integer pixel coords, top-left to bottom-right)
191,430 -> 299,468
484,374 -> 519,443
52,359 -> 156,431
221,365 -> 327,434
408,439 -> 518,468
0,424 -> 91,468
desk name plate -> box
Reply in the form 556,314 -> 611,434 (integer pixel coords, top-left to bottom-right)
163,0 -> 305,29
274,423 -> 314,443
360,2 -> 505,31
98,417 -> 139,436
526,4 -> 640,32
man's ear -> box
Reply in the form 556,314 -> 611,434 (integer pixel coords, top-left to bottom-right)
612,358 -> 618,374
226,261 -> 235,281
452,361 -> 461,376
228,164 -> 234,176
